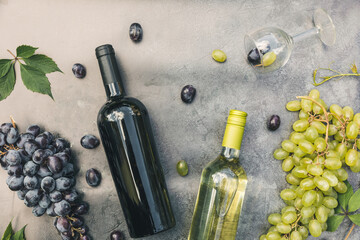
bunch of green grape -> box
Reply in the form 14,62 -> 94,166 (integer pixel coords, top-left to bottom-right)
260,89 -> 360,240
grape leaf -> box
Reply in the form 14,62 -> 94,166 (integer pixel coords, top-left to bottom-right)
16,45 -> 37,58
1,221 -> 13,240
20,64 -> 53,100
349,214 -> 360,226
23,54 -> 62,74
0,63 -> 15,101
0,59 -> 12,78
338,181 -> 353,211
348,188 -> 360,212
327,215 -> 345,232
10,225 -> 26,240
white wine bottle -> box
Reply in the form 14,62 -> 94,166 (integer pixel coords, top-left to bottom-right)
188,110 -> 248,240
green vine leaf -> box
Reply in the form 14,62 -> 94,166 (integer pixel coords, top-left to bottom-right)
0,59 -> 12,78
10,225 -> 26,240
327,215 -> 345,232
23,54 -> 62,74
349,214 -> 360,227
0,63 -> 15,101
20,64 -> 53,100
1,221 -> 13,240
16,45 -> 37,58
348,188 -> 360,212
338,181 -> 354,211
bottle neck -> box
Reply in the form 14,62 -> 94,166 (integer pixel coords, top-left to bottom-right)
96,45 -> 126,100
220,147 -> 240,161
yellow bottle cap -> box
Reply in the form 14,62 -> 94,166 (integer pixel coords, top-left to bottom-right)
222,110 -> 247,150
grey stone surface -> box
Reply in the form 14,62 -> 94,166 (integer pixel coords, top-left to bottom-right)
0,0 -> 360,239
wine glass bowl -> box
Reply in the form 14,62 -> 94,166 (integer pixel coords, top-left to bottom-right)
245,9 -> 336,73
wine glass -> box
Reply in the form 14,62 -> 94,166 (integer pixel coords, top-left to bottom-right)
244,9 -> 336,73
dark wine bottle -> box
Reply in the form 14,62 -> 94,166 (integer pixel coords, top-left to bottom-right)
96,44 -> 175,238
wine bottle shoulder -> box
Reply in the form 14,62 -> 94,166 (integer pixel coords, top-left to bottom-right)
202,156 -> 247,180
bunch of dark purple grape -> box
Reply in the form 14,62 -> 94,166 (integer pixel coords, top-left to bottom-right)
0,122 -> 91,240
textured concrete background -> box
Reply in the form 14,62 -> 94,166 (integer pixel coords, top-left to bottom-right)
0,0 -> 360,239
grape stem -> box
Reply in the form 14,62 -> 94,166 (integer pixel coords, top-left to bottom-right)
7,49 -> 16,59
313,63 -> 360,86
344,223 -> 355,240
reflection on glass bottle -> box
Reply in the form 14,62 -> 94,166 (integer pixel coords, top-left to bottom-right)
188,110 -> 248,240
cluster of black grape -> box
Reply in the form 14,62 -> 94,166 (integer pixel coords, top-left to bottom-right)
0,122 -> 91,240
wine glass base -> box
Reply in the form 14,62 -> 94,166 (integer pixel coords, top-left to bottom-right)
313,8 -> 336,46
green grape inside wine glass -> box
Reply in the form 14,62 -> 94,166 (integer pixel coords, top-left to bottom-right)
245,9 -> 336,73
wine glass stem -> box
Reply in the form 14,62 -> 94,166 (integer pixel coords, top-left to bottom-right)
292,27 -> 319,43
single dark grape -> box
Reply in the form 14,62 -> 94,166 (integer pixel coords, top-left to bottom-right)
54,200 -> 71,216
43,131 -> 54,144
0,155 -> 8,170
56,217 -> 71,232
247,48 -> 261,65
64,189 -> 79,202
39,194 -> 51,209
0,123 -> 13,134
17,189 -> 28,200
267,115 -> 281,131
47,144 -> 56,154
47,156 -> 63,173
17,133 -> 35,148
129,23 -> 143,42
110,230 -> 125,240
35,133 -> 51,149
54,138 -> 69,153
18,149 -> 31,163
56,177 -> 73,191
7,175 -> 24,191
41,176 -> 56,193
26,124 -> 41,137
24,139 -> 40,156
72,202 -> 89,215
49,190 -> 63,203
54,152 -> 71,166
0,132 -> 6,146
47,203 -> 57,216
7,164 -> 23,176
5,150 -> 21,166
6,127 -> 19,144
72,63 -> 86,79
62,163 -> 75,177
23,161 -> 40,176
80,135 -> 100,149
24,189 -> 42,207
24,175 -> 39,190
32,149 -> 52,164
32,205 -> 46,217
86,168 -> 101,187
37,164 -> 53,178
181,85 -> 196,104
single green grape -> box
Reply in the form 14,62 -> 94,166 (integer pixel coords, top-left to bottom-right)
300,178 -> 316,190
293,155 -> 301,166
301,206 -> 315,219
286,173 -> 301,186
276,222 -> 291,234
324,157 -> 342,170
323,196 -> 338,209
343,106 -> 354,120
301,99 -> 312,112
281,211 -> 297,224
326,150 -> 340,159
330,104 -> 343,117
290,132 -> 306,144
309,219 -> 322,237
298,139 -> 315,154
334,181 -> 347,193
334,131 -> 346,142
268,213 -> 282,225
262,52 -> 276,67
292,166 -> 308,178
290,231 -> 302,240
280,189 -> 297,200
302,190 -> 316,207
282,157 -> 295,172
346,121 -> 359,139
298,226 -> 309,238
304,126 -> 319,143
286,100 -> 302,112
284,199 -> 295,206
312,99 -> 327,115
296,186 -> 306,197
322,170 -> 339,187
259,235 -> 267,240
335,143 -> 347,160
300,217 -> 311,225
299,110 -> 309,119
211,49 -> 227,63
353,113 -> 360,126
294,197 -> 304,209
350,158 -> 360,172
345,149 -> 358,167
281,206 -> 296,214
266,231 -> 281,240
293,119 -> 310,132
281,140 -> 296,153
274,148 -> 289,160
310,121 -> 326,134
328,125 -> 338,136
268,226 -> 277,232
314,176 -> 330,191
328,208 -> 335,217
321,222 -> 328,231
300,157 -> 313,166
307,164 -> 323,176
315,205 -> 329,223
314,191 -> 324,207
309,89 -> 320,99
314,137 -> 326,152
323,187 -> 338,198
333,168 -> 348,181
294,147 -> 307,158
176,160 -> 189,176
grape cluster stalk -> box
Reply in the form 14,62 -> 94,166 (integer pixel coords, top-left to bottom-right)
261,89 -> 360,240
0,120 -> 91,240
